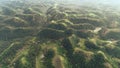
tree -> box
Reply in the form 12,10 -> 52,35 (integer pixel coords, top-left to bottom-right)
38,28 -> 65,40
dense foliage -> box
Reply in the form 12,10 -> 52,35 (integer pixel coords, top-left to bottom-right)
0,0 -> 120,68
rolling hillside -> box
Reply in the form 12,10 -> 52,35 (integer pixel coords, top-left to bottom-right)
0,0 -> 120,68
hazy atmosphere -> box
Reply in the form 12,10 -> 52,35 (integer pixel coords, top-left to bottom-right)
0,0 -> 120,68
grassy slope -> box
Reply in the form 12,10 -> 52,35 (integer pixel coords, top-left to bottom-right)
0,0 -> 120,68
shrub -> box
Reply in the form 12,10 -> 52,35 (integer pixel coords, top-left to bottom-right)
53,12 -> 68,21
12,28 -> 34,38
94,51 -> 107,63
105,45 -> 120,58
116,40 -> 120,47
47,23 -> 67,30
64,28 -> 73,37
2,7 -> 16,15
61,38 -> 73,53
23,8 -> 38,14
0,28 -> 34,40
38,28 -> 65,40
75,30 -> 94,38
88,51 -> 108,68
105,31 -> 120,40
43,49 -> 55,68
73,49 -> 93,68
15,14 -> 47,26
0,28 -> 12,40
47,7 -> 68,21
0,42 -> 24,65
57,19 -> 73,26
85,40 -> 100,50
71,23 -> 95,30
23,45 -> 41,68
44,49 -> 55,59
4,17 -> 28,27
69,17 -> 104,26
46,6 -> 58,15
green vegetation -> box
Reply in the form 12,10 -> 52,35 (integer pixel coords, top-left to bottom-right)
47,23 -> 67,30
38,28 -> 65,40
85,39 -> 100,50
105,31 -> 120,40
2,6 -> 16,15
0,0 -> 120,68
75,30 -> 94,38
71,23 -> 95,30
73,49 -> 93,68
4,17 -> 28,27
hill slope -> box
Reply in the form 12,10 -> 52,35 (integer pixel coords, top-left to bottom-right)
0,0 -> 120,68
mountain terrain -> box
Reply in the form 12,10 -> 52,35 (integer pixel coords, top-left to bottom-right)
0,0 -> 120,68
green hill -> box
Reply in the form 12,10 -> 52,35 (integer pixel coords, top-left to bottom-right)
0,0 -> 120,68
